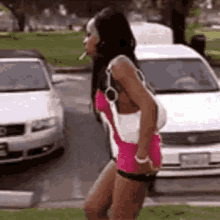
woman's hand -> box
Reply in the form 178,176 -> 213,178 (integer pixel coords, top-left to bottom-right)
135,151 -> 163,175
137,160 -> 156,174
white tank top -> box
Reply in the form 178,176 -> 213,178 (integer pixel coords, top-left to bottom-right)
103,55 -> 167,156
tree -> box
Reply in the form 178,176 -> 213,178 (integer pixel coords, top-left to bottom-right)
0,0 -> 198,34
169,0 -> 194,44
0,0 -> 132,32
1,0 -> 41,31
132,0 -> 195,44
0,0 -> 68,31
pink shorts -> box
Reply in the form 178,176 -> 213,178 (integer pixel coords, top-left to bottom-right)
117,134 -> 161,173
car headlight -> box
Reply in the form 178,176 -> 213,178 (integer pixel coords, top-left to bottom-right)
32,117 -> 57,132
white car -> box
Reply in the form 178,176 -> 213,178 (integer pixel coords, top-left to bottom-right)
130,22 -> 173,45
0,49 -> 64,164
136,44 -> 220,177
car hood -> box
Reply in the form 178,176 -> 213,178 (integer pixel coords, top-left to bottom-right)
157,92 -> 220,132
0,90 -> 56,123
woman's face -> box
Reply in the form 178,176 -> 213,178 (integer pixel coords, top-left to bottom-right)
83,18 -> 99,57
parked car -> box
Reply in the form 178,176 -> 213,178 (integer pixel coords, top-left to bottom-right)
0,49 -> 64,164
130,22 -> 173,45
136,44 -> 220,177
101,43 -> 220,178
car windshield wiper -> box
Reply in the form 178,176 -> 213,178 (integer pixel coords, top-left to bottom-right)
156,88 -> 219,94
155,89 -> 196,94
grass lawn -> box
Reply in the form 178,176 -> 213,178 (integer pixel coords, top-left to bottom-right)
0,27 -> 219,68
1,205 -> 220,220
0,31 -> 91,67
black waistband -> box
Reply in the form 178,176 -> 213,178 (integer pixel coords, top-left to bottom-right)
117,169 -> 154,182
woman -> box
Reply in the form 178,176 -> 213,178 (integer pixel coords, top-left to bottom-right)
83,7 -> 166,220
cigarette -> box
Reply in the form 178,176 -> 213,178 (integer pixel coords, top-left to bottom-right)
78,51 -> 87,60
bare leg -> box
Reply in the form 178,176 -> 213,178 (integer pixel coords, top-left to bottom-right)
111,172 -> 148,220
84,159 -> 117,220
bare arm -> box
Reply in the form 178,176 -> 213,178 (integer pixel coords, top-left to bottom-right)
111,59 -> 157,159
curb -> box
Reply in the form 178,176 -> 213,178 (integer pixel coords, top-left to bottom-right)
34,198 -> 220,209
15,198 -> 220,210
52,74 -> 87,84
1,192 -> 220,211
54,66 -> 92,74
0,191 -> 35,209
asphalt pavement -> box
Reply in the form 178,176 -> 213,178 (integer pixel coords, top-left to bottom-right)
1,60 -> 220,211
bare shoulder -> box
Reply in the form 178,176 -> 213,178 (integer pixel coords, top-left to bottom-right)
112,55 -> 136,69
110,55 -> 137,80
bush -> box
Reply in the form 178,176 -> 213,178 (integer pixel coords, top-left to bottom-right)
188,7 -> 202,18
185,22 -> 205,43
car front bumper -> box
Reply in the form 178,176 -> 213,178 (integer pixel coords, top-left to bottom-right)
158,143 -> 220,177
0,126 -> 64,164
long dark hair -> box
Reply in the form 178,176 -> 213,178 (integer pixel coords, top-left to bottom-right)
90,7 -> 138,124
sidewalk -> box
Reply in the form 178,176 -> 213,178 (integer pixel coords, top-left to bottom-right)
34,190 -> 220,209
2,192 -> 220,211
36,199 -> 220,210
35,191 -> 220,209
53,63 -> 92,74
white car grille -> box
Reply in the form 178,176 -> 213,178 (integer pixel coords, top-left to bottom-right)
161,130 -> 220,146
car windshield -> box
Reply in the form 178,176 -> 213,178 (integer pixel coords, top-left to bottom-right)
0,61 -> 49,92
138,58 -> 219,94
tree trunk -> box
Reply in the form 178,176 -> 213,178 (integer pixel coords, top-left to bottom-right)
6,4 -> 27,32
170,0 -> 194,45
171,8 -> 186,44
160,0 -> 173,27
151,0 -> 158,9
17,13 -> 26,32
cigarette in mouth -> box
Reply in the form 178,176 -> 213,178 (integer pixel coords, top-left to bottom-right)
78,51 -> 87,60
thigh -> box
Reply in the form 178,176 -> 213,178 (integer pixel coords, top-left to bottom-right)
111,173 -> 148,220
84,159 -> 117,214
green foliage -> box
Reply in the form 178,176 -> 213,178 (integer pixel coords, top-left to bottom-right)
185,22 -> 205,43
0,4 -> 9,15
186,22 -> 204,32
188,7 -> 202,18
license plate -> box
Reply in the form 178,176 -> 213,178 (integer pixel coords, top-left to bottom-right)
180,153 -> 210,168
0,144 -> 7,157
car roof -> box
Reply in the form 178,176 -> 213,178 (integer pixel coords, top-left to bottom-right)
135,44 -> 202,60
130,22 -> 173,45
0,49 -> 46,60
